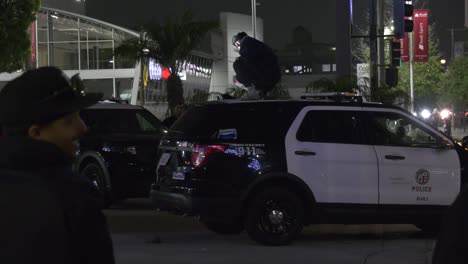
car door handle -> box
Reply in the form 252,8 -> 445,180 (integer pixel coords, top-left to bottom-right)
385,155 -> 406,160
295,150 -> 316,156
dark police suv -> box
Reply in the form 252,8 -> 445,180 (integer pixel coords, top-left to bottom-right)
151,95 -> 468,245
75,101 -> 166,205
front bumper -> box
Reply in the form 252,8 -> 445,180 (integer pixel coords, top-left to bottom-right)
150,185 -> 241,223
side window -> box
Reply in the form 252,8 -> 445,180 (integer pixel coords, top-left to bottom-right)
135,110 -> 164,133
367,111 -> 441,147
296,110 -> 362,144
81,109 -> 139,134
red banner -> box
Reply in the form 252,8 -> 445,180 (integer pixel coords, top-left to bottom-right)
400,32 -> 409,62
413,9 -> 429,62
30,21 -> 36,67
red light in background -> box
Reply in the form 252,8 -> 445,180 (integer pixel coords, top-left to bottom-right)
162,68 -> 170,79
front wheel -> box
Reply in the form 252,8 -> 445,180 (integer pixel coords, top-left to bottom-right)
80,162 -> 112,208
244,187 -> 304,246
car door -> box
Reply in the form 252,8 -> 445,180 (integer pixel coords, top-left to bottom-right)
363,109 -> 461,206
285,106 -> 379,205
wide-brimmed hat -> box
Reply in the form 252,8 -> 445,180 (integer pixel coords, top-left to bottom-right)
0,67 -> 102,126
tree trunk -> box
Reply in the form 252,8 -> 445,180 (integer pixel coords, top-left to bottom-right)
166,74 -> 184,115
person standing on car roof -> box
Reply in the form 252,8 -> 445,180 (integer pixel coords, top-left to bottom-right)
0,67 -> 115,264
232,32 -> 281,99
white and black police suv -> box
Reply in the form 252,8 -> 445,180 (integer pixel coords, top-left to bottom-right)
151,95 -> 468,246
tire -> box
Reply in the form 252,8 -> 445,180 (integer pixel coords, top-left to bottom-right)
80,162 -> 112,208
203,222 -> 244,235
244,187 -> 304,246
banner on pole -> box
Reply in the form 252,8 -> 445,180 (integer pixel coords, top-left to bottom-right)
400,32 -> 409,62
413,9 -> 429,62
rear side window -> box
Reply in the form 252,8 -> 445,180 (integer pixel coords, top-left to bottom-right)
171,105 -> 283,141
170,106 -> 225,139
81,109 -> 163,134
296,110 -> 362,144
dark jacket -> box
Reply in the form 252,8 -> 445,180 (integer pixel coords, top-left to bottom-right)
0,137 -> 115,264
432,185 -> 468,264
234,36 -> 281,91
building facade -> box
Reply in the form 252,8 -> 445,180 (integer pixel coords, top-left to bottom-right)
0,7 -> 216,117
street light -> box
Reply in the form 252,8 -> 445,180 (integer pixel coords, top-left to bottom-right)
440,59 -> 447,65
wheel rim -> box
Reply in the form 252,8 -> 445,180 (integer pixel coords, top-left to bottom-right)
258,199 -> 297,236
82,164 -> 105,191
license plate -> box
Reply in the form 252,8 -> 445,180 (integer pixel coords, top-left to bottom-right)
158,153 -> 171,166
172,171 -> 185,180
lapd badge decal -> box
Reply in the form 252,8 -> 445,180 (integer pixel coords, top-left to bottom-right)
415,169 -> 430,185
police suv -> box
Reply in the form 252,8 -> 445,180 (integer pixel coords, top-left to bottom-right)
151,95 -> 468,246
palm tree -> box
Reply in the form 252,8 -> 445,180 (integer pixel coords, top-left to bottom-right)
115,11 -> 217,112
114,29 -> 158,106
145,11 -> 218,114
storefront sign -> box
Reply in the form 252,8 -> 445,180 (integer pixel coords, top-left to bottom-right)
149,58 -> 162,80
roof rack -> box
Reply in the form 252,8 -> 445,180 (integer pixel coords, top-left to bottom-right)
300,92 -> 364,103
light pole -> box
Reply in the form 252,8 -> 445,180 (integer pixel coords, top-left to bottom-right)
448,28 -> 468,60
251,0 -> 257,38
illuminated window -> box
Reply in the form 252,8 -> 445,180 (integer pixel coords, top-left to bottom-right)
322,64 -> 331,72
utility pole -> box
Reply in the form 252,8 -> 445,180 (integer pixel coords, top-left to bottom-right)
336,0 -> 352,79
377,0 -> 385,88
448,28 -> 468,60
409,31 -> 414,113
369,0 -> 378,94
251,0 -> 257,38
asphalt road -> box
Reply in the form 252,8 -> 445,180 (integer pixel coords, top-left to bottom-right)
105,199 -> 436,264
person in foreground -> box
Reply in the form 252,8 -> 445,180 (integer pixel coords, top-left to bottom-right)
0,67 -> 115,264
432,185 -> 468,264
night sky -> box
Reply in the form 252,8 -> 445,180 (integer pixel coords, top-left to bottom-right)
87,0 -> 466,57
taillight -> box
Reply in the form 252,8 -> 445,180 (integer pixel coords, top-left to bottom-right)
191,144 -> 226,168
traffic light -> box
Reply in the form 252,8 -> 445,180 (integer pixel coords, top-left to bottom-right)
390,38 -> 401,67
386,68 -> 399,87
404,3 -> 414,32
394,0 -> 414,38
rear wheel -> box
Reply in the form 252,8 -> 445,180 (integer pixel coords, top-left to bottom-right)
244,187 -> 304,246
80,162 -> 112,208
203,222 -> 244,235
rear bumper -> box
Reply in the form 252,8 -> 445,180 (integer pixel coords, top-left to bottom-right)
150,185 -> 241,223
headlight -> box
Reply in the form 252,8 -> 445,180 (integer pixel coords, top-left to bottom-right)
420,109 -> 431,119
102,144 -> 137,155
440,109 -> 451,120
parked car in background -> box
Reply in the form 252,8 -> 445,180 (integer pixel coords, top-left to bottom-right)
75,101 -> 166,205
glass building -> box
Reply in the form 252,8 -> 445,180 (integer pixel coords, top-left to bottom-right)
0,7 -> 215,107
